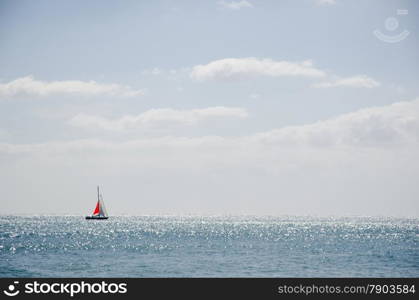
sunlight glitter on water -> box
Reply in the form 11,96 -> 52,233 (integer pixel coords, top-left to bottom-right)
0,216 -> 418,277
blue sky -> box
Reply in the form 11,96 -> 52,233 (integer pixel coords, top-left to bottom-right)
1,0 -> 418,216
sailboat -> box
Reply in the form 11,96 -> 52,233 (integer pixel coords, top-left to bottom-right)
86,186 -> 109,220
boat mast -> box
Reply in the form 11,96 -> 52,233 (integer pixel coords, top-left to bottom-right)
97,186 -> 100,203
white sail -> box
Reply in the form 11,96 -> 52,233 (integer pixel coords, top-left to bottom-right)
99,195 -> 108,217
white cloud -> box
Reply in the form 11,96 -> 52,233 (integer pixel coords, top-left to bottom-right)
3,99 -> 419,216
0,76 -> 145,98
253,98 -> 419,147
316,0 -> 336,5
69,106 -> 249,131
6,98 -> 419,151
189,58 -> 378,90
190,58 -> 326,81
311,75 -> 380,88
3,96 -> 419,170
218,1 -> 253,10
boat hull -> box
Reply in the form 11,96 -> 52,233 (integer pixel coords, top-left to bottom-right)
85,216 -> 109,220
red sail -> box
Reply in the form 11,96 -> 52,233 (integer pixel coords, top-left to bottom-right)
93,201 -> 100,215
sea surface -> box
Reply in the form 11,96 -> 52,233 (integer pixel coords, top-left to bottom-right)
0,216 -> 418,277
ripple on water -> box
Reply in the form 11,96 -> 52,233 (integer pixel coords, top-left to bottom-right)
0,215 -> 418,277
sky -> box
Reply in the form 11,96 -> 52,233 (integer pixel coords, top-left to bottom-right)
0,0 -> 418,216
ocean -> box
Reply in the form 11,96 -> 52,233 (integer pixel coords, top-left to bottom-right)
0,216 -> 418,277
